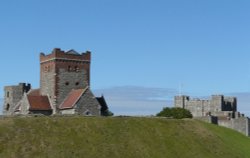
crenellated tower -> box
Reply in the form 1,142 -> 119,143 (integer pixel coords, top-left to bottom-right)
40,48 -> 91,111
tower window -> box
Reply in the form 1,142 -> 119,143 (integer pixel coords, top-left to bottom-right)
75,66 -> 79,72
75,82 -> 79,86
68,66 -> 71,72
65,82 -> 69,86
6,104 -> 10,111
7,91 -> 9,98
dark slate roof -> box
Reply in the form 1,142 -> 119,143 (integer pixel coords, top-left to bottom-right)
59,88 -> 88,110
96,96 -> 108,112
66,49 -> 80,55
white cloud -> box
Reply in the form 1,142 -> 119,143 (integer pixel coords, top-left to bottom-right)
93,86 -> 177,116
93,86 -> 250,117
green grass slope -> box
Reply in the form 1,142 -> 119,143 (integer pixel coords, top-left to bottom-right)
0,116 -> 249,158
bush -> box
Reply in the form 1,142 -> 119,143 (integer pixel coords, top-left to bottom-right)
156,107 -> 192,119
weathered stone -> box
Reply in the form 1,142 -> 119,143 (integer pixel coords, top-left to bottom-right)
175,95 -> 250,136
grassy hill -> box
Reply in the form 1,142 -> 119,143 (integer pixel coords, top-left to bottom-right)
0,116 -> 250,158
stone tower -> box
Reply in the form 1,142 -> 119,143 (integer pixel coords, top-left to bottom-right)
40,48 -> 91,112
3,83 -> 31,115
174,95 -> 189,108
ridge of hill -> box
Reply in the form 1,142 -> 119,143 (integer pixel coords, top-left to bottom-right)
0,117 -> 250,158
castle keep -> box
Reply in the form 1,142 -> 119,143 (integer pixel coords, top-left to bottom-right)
3,48 -> 108,116
175,95 -> 250,136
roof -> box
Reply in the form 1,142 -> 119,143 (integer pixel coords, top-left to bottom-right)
59,88 -> 88,110
28,89 -> 40,96
96,96 -> 108,112
66,49 -> 80,55
28,95 -> 52,111
27,89 -> 52,111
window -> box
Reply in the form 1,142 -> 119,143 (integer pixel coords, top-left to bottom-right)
68,66 -> 71,72
84,110 -> 91,116
48,66 -> 50,72
6,104 -> 10,111
75,66 -> 79,72
65,82 -> 69,86
75,82 -> 79,86
7,91 -> 9,98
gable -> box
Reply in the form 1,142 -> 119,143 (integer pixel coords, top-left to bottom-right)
59,88 -> 87,110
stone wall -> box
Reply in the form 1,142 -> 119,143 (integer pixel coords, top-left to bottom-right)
248,119 -> 250,136
196,116 -> 218,124
174,95 -> 237,117
231,118 -> 248,136
56,68 -> 88,107
61,109 -> 75,115
75,89 -> 101,116
40,48 -> 91,111
3,83 -> 31,115
19,93 -> 30,115
217,117 -> 249,136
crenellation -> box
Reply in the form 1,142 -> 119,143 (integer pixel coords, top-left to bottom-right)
175,95 -> 250,136
3,48 -> 108,117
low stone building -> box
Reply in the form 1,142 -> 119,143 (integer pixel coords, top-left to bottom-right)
175,95 -> 250,136
3,48 -> 110,116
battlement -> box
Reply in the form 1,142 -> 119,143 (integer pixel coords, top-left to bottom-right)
175,95 -> 237,117
40,48 -> 91,63
4,83 -> 31,93
4,83 -> 31,115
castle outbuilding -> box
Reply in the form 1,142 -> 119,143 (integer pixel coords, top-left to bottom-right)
175,95 -> 250,136
3,48 -> 109,116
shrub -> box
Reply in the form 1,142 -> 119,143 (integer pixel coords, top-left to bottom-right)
156,107 -> 192,119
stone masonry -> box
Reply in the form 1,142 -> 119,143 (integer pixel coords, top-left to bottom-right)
175,95 -> 250,136
3,83 -> 31,115
3,48 -> 108,116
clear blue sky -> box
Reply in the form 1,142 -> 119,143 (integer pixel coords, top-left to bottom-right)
1,0 -> 250,115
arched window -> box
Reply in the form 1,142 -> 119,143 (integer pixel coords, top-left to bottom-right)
6,104 -> 10,111
7,91 -> 9,98
84,110 -> 91,116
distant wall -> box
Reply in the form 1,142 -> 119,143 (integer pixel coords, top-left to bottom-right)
218,118 -> 249,136
248,119 -> 250,136
175,95 -> 237,118
196,116 -> 218,124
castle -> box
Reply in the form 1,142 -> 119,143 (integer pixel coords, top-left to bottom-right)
175,95 -> 250,136
3,48 -> 110,116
